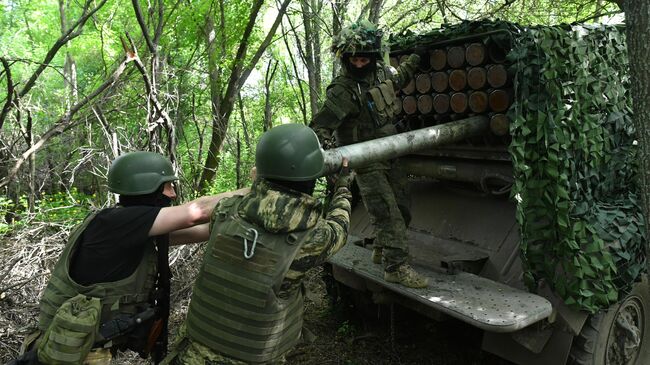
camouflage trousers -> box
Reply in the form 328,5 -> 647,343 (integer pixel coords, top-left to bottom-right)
355,159 -> 411,271
162,324 -> 286,365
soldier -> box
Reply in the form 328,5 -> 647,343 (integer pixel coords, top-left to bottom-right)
163,123 -> 353,364
310,20 -> 428,288
14,151 -> 247,365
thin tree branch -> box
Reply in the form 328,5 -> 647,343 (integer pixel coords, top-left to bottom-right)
281,22 -> 308,124
575,9 -> 623,23
221,0 -> 265,105
19,0 -> 109,98
132,0 -> 156,53
0,54 -> 136,189
124,33 -> 172,138
153,0 -> 165,47
234,0 -> 292,93
0,57 -> 14,130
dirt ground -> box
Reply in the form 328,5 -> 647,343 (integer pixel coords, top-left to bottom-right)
0,230 -> 514,365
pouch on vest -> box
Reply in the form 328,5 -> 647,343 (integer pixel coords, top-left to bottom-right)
367,79 -> 399,128
38,294 -> 101,365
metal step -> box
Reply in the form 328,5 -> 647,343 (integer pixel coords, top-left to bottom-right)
328,242 -> 553,333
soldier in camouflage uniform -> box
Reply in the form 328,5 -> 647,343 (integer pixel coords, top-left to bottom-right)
164,124 -> 353,364
310,20 -> 428,288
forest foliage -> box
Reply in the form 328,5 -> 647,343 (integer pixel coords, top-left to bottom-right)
0,0 -> 622,232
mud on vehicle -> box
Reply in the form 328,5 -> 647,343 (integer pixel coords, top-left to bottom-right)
325,20 -> 648,365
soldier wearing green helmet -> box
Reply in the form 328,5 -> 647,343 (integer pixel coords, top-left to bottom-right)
310,20 -> 428,288
163,124 -> 353,365
15,151 -> 247,365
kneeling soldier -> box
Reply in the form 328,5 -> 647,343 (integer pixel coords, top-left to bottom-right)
14,151 -> 245,365
164,124 -> 353,364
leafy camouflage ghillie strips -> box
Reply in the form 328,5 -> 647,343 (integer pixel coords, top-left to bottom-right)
393,21 -> 646,313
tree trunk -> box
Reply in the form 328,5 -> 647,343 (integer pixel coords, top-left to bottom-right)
330,0 -> 350,79
368,0 -> 383,24
625,2 -> 650,261
236,132 -> 241,188
263,58 -> 278,131
198,0 -> 292,192
301,0 -> 323,116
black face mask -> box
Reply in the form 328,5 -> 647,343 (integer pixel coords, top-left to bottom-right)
118,184 -> 173,207
344,54 -> 377,79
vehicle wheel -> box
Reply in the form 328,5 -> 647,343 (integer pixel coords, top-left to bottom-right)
569,279 -> 650,365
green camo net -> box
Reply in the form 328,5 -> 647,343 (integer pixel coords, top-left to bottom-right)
392,21 -> 646,313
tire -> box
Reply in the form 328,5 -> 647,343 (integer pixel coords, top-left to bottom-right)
569,278 -> 650,365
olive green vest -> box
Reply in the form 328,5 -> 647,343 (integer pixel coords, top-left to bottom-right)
329,64 -> 397,145
186,196 -> 310,364
38,211 -> 159,342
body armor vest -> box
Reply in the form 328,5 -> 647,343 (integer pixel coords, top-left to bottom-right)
330,64 -> 398,145
38,211 -> 158,342
186,196 -> 310,364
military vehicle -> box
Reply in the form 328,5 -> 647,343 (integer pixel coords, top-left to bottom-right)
325,21 -> 648,365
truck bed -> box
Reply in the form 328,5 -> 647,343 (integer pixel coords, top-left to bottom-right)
328,241 -> 552,332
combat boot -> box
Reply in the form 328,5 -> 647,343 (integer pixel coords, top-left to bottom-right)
371,247 -> 383,264
384,264 -> 429,288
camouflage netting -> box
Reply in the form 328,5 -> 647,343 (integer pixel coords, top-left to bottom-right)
392,21 -> 646,313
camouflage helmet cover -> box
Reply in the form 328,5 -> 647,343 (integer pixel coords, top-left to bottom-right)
255,124 -> 324,181
332,20 -> 384,58
107,151 -> 178,195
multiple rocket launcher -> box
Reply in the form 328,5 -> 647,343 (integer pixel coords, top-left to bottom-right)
390,41 -> 512,137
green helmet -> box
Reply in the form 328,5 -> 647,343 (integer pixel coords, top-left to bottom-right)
107,151 -> 178,195
332,20 -> 383,58
255,124 -> 324,181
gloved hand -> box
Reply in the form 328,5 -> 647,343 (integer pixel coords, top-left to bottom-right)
408,53 -> 422,65
321,138 -> 336,150
334,158 -> 354,190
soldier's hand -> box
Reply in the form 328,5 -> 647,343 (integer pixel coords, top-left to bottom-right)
321,138 -> 336,150
408,53 -> 421,65
335,158 -> 354,189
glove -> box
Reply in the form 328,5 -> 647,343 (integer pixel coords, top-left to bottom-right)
334,158 -> 354,190
321,138 -> 336,150
408,53 -> 421,66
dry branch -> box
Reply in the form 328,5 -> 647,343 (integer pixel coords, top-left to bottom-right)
0,57 -> 14,131
0,53 -> 136,189
19,0 -> 109,99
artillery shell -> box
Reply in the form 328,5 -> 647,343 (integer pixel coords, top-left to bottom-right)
468,91 -> 489,113
430,49 -> 447,71
490,113 -> 510,136
431,71 -> 449,93
488,89 -> 513,112
417,94 -> 433,114
447,46 -> 465,68
466,43 -> 487,66
402,95 -> 418,115
433,93 -> 450,114
467,67 -> 487,90
450,92 -> 468,113
487,64 -> 509,88
448,69 -> 467,91
416,73 -> 432,93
